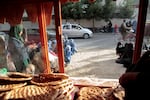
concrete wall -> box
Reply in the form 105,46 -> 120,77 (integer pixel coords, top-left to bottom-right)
54,18 -> 128,29
0,18 -> 125,31
0,18 -> 142,32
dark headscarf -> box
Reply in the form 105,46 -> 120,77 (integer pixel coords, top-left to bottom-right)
9,24 -> 24,42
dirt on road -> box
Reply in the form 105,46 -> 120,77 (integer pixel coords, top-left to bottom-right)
65,33 -> 126,79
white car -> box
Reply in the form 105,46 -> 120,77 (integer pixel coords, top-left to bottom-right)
62,23 -> 93,39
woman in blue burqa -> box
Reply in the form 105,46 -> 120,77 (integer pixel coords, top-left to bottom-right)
7,24 -> 30,72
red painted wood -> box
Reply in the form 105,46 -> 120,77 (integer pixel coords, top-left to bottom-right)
0,0 -> 50,6
132,0 -> 148,64
37,3 -> 51,73
0,0 -> 77,6
54,0 -> 65,73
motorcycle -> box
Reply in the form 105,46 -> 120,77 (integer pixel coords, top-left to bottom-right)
99,24 -> 113,33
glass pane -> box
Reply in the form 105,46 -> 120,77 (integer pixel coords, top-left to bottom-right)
144,1 -> 150,50
0,11 -> 59,75
61,0 -> 142,79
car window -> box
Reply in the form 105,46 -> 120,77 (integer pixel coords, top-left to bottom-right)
72,25 -> 81,30
63,25 -> 70,29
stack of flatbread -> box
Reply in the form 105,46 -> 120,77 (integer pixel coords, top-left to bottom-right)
0,72 -> 32,84
0,72 -> 32,91
1,73 -> 74,100
0,72 -> 32,99
31,73 -> 75,100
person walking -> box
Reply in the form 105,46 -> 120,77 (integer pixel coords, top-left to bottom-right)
120,19 -> 127,40
120,19 -> 133,41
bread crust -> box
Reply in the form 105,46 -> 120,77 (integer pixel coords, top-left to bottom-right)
77,86 -> 105,100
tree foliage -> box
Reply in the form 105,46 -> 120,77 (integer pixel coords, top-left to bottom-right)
61,2 -> 74,19
84,1 -> 103,20
61,0 -> 134,20
117,0 -> 134,18
61,0 -> 104,20
101,0 -> 115,20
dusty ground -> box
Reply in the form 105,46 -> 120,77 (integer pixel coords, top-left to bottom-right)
65,33 -> 126,79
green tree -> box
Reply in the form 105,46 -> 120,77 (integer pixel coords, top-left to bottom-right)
101,0 -> 115,20
84,1 -> 103,19
62,0 -> 103,21
62,2 -> 84,22
70,2 -> 84,20
61,0 -> 134,23
84,1 -> 103,28
117,0 -> 134,18
61,2 -> 74,21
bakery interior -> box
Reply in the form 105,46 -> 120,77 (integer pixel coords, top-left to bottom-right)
0,0 -> 149,100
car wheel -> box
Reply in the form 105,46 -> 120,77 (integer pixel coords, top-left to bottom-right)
83,33 -> 89,39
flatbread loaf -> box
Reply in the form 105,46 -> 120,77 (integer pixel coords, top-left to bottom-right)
31,73 -> 69,86
0,82 -> 27,92
0,72 -> 32,84
3,85 -> 58,100
77,86 -> 105,100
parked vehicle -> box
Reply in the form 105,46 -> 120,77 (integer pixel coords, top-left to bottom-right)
27,23 -> 93,44
62,23 -> 93,39
27,28 -> 56,44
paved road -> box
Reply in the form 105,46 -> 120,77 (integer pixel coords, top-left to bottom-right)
65,33 -> 126,79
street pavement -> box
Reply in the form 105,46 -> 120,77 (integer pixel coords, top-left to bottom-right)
65,32 -> 126,79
